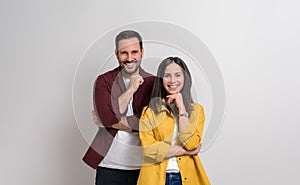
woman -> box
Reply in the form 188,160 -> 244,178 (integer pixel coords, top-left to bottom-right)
137,57 -> 210,185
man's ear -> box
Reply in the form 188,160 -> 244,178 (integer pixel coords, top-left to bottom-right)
141,48 -> 144,58
115,50 -> 119,60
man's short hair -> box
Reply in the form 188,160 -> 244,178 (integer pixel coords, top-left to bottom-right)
115,30 -> 143,50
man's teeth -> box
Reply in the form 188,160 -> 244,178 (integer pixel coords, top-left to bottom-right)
126,63 -> 134,66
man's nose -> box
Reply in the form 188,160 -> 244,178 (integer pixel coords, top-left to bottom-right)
127,53 -> 133,61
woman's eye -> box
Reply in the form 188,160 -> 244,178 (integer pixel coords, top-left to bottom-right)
163,74 -> 170,78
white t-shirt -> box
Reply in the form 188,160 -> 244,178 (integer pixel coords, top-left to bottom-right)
166,117 -> 180,172
99,77 -> 142,170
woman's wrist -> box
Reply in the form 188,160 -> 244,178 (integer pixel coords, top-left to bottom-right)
178,112 -> 189,117
178,106 -> 186,114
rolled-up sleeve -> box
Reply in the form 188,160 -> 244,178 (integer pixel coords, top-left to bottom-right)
178,104 -> 205,151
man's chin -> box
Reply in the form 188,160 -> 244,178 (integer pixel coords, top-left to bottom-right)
122,67 -> 139,75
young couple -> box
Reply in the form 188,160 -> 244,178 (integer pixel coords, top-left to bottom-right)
82,30 -> 210,185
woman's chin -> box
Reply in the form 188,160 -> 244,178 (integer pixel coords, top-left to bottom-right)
167,90 -> 178,95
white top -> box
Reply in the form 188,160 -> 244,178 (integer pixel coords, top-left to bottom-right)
166,117 -> 180,172
99,77 -> 142,170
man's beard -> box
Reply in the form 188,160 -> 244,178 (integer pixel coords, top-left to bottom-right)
121,59 -> 141,75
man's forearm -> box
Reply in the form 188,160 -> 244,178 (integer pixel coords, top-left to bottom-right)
111,117 -> 131,131
118,88 -> 135,114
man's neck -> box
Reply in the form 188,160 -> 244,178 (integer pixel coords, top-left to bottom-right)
122,68 -> 140,79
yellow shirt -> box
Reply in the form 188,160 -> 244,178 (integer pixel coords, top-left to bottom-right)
137,103 -> 211,185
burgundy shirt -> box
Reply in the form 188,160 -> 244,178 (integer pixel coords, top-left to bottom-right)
82,66 -> 155,169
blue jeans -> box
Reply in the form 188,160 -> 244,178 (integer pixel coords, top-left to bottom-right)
165,172 -> 182,185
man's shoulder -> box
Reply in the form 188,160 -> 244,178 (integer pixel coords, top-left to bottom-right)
140,68 -> 153,77
140,68 -> 155,82
96,67 -> 120,80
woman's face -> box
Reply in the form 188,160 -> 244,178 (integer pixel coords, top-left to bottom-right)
163,62 -> 185,95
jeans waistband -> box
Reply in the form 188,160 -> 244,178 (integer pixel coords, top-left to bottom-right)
166,172 -> 180,178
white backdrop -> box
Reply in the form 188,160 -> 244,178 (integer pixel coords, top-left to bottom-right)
1,0 -> 299,185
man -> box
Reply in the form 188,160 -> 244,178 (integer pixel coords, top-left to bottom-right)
82,30 -> 155,185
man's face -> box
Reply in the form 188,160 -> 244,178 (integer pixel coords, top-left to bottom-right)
115,37 -> 144,75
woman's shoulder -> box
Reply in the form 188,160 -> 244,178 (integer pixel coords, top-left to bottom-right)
141,106 -> 155,117
190,103 -> 205,118
141,105 -> 168,121
191,102 -> 204,110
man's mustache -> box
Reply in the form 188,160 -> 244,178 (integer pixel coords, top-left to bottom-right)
122,60 -> 137,64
